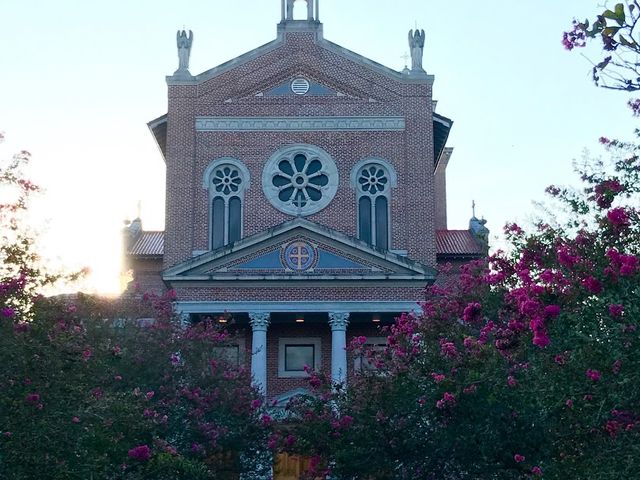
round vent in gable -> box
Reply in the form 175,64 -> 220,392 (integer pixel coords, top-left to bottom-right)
291,78 -> 310,95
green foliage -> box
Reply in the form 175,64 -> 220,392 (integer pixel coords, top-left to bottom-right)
288,138 -> 640,479
0,137 -> 272,479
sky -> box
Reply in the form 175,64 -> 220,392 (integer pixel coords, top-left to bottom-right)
0,0 -> 636,295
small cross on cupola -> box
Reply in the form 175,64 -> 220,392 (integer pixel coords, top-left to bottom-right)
282,0 -> 319,22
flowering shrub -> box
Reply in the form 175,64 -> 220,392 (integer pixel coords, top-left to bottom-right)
564,2 -> 640,109
287,137 -> 639,479
0,135 -> 272,479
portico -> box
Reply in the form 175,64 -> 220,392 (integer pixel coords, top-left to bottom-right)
175,304 -> 416,399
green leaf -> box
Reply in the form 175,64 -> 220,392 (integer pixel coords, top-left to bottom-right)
603,26 -> 621,37
615,3 -> 626,23
618,35 -> 637,48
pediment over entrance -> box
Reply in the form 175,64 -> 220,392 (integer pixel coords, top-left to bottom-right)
163,218 -> 436,284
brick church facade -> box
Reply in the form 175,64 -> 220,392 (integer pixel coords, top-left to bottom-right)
124,0 -> 488,404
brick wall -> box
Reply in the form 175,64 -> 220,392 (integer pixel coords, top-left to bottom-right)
163,31 -> 436,273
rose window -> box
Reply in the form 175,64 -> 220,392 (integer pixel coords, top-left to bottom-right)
358,165 -> 388,195
212,166 -> 242,195
263,145 -> 338,216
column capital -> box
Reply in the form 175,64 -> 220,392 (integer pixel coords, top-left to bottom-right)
329,312 -> 349,331
249,312 -> 270,331
178,312 -> 191,329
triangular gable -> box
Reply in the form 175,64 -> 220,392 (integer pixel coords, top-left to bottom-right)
232,65 -> 368,103
231,247 -> 369,272
263,78 -> 338,97
163,218 -> 436,283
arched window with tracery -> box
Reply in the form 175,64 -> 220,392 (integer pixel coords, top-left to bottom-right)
351,159 -> 397,251
203,158 -> 250,249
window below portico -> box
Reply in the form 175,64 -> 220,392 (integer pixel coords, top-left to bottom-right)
278,337 -> 321,378
354,337 -> 388,372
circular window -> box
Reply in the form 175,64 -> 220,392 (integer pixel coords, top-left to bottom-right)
211,165 -> 243,195
262,144 -> 338,216
358,165 -> 388,195
291,78 -> 310,95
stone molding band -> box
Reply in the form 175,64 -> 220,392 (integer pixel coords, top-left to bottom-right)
195,116 -> 406,132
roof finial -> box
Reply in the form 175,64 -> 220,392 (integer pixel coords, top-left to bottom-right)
136,200 -> 142,220
408,28 -> 426,73
175,29 -> 193,77
472,199 -> 476,218
401,51 -> 410,68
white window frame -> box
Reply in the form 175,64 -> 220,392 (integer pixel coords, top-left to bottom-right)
353,336 -> 388,372
212,336 -> 246,367
203,157 -> 250,249
278,337 -> 321,378
350,158 -> 397,250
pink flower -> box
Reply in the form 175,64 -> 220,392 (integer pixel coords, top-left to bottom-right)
514,454 -> 525,463
284,434 -> 296,448
531,466 -> 543,475
543,305 -> 561,318
532,328 -> 550,348
128,445 -> 151,461
607,207 -> 631,229
261,414 -> 272,426
581,276 -> 602,294
439,339 -> 458,358
463,384 -> 478,394
72,416 -> 80,423
82,349 -> 92,361
609,304 -> 624,317
251,398 -> 262,409
267,434 -> 279,450
612,360 -> 622,374
431,373 -> 445,383
620,255 -> 638,276
586,369 -> 601,381
2,431 -> 12,438
145,391 -> 155,400
1,307 -> 15,318
562,21 -> 586,50
462,302 -> 482,323
566,399 -> 574,408
507,376 -> 518,388
25,393 -> 40,404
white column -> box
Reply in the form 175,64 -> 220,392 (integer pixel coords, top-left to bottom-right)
307,0 -> 314,20
329,312 -> 349,386
249,312 -> 270,396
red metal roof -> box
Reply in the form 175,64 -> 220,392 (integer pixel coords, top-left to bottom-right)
128,231 -> 164,256
129,230 -> 484,258
436,230 -> 485,257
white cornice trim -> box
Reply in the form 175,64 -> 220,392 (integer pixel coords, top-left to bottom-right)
195,116 -> 405,132
174,300 -> 421,313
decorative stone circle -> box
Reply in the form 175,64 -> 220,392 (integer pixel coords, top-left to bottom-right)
291,78 -> 310,95
358,164 -> 388,195
262,144 -> 338,216
280,240 -> 318,271
211,164 -> 243,195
